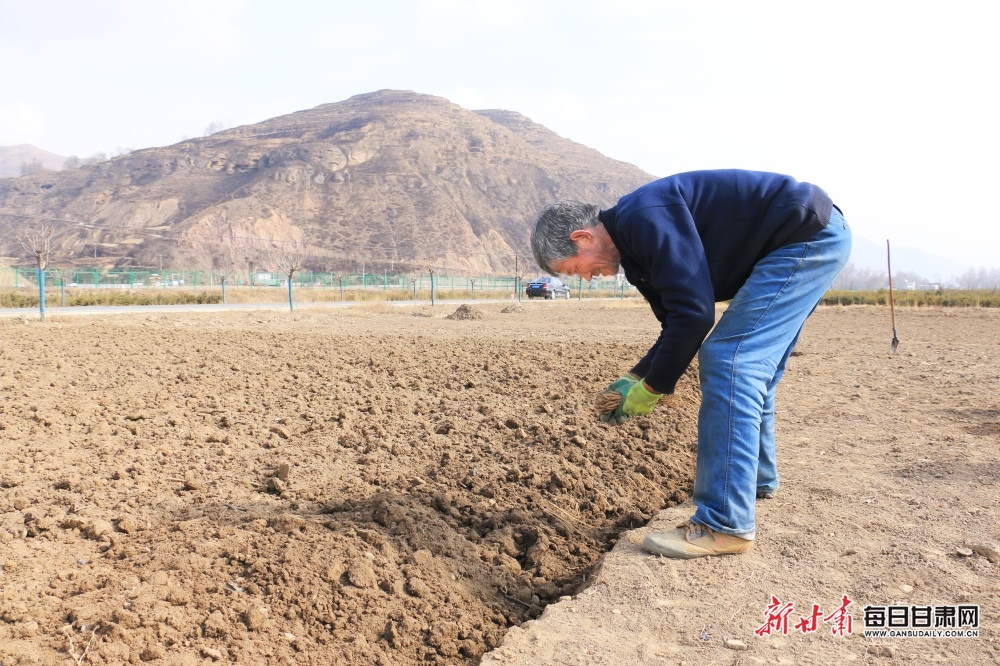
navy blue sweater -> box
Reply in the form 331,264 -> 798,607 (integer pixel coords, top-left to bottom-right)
600,169 -> 835,394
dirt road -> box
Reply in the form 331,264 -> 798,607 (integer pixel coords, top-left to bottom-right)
0,302 -> 997,664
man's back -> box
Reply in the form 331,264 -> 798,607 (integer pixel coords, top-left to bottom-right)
602,169 -> 834,301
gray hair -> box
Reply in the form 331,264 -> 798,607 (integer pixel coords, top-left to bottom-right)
530,200 -> 600,275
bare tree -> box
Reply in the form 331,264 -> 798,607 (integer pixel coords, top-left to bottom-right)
958,267 -> 1000,291
19,159 -> 46,176
16,227 -> 53,321
268,240 -> 309,312
210,232 -> 251,304
330,270 -> 349,301
204,120 -> 231,136
426,261 -> 447,306
63,156 -> 81,170
832,263 -> 886,291
513,254 -> 528,303
52,267 -> 70,306
82,152 -> 108,166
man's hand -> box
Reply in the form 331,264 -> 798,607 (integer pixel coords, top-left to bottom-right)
596,374 -> 638,425
621,381 -> 663,416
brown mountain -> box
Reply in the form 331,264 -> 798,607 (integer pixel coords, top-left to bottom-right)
0,145 -> 67,179
0,90 -> 653,275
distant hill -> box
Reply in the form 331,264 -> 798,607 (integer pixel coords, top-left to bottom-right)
0,90 -> 652,274
848,235 -> 968,282
0,144 -> 67,178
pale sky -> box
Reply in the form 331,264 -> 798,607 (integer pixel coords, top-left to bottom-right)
1,0 -> 997,269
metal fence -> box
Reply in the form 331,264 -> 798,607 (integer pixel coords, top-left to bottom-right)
0,267 -> 637,296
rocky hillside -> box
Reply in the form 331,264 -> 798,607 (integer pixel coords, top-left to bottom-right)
0,145 -> 67,179
0,91 -> 652,274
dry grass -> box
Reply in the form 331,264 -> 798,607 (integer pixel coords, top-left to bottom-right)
0,285 -> 642,309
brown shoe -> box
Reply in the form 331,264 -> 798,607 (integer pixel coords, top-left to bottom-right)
642,520 -> 754,559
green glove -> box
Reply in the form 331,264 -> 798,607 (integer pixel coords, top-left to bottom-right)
599,374 -> 638,425
621,381 -> 663,416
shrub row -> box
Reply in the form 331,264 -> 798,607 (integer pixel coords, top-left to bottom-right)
821,290 -> 1000,307
0,291 -> 222,308
0,287 -> 630,307
0,292 -> 38,308
5,288 -> 999,309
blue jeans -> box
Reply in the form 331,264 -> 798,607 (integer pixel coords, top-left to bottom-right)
692,210 -> 851,537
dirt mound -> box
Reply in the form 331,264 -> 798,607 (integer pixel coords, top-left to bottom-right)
0,307 -> 698,665
501,304 -> 525,314
446,304 -> 485,320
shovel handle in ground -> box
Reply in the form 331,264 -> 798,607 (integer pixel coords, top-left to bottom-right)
887,239 -> 899,354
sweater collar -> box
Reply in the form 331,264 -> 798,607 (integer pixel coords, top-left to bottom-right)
599,205 -> 643,283
599,205 -> 622,250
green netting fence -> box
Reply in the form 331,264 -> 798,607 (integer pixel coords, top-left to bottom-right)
0,267 -> 638,301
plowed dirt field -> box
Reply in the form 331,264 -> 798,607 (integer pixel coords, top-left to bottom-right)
3,301 -> 998,665
1,300 -> 698,665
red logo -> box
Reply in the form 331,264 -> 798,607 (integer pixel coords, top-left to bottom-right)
756,595 -> 854,637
